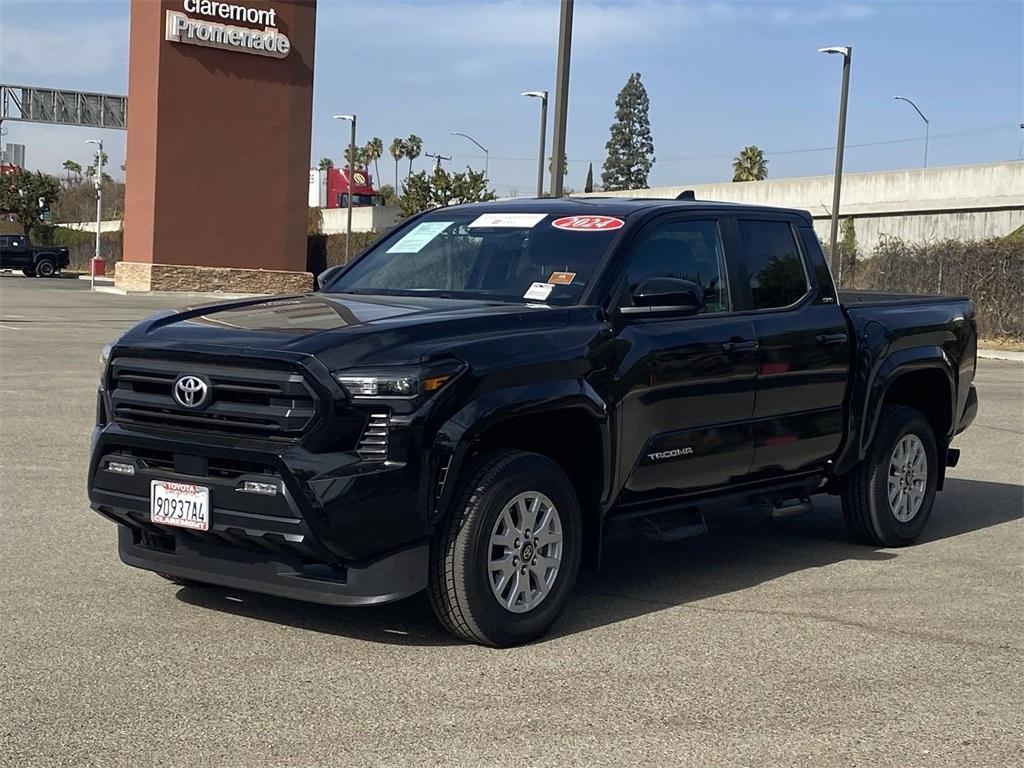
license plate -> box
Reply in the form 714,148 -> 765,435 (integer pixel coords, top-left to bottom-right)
151,480 -> 210,531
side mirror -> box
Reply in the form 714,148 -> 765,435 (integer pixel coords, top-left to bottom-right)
627,277 -> 705,314
317,265 -> 344,291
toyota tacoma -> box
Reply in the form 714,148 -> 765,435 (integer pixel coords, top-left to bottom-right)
89,198 -> 978,646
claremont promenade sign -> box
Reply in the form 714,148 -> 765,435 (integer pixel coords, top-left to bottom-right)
119,0 -> 315,293
165,0 -> 291,58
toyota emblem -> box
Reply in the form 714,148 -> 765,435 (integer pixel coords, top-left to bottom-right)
173,375 -> 209,408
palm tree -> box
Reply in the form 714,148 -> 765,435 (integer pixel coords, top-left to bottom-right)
732,145 -> 768,182
344,145 -> 366,169
389,138 -> 406,190
317,157 -> 334,170
363,137 -> 384,188
404,134 -> 422,177
61,159 -> 82,181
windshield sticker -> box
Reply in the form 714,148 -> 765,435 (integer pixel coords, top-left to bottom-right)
386,221 -> 453,253
548,271 -> 576,285
468,213 -> 547,228
551,215 -> 624,232
524,282 -> 555,301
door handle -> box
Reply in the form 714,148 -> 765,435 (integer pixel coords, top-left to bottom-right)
816,332 -> 848,345
722,340 -> 758,354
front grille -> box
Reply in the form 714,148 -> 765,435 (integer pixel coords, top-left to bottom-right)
109,357 -> 317,438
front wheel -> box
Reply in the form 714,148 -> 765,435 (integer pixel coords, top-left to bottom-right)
841,405 -> 939,547
22,268 -> 36,277
428,450 -> 582,647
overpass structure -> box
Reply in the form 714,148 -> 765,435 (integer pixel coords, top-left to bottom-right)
580,161 -> 1024,252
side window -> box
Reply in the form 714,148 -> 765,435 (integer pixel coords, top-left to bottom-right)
738,220 -> 808,309
620,219 -> 731,313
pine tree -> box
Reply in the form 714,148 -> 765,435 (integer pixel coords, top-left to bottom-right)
601,73 -> 655,191
584,163 -> 594,193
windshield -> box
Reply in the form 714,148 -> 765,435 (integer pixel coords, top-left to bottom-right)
326,211 -> 624,305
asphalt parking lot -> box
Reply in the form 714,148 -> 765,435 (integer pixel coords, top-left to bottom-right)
1,275 -> 1021,768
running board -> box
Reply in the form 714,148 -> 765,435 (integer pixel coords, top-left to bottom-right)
633,508 -> 707,542
753,493 -> 812,518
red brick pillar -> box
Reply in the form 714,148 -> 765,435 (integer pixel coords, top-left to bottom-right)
119,0 -> 316,293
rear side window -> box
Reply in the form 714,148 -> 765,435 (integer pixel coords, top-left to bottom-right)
738,220 -> 808,309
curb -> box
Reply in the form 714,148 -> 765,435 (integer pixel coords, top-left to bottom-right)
92,285 -> 263,300
78,275 -> 115,285
1,271 -> 85,280
978,349 -> 1024,362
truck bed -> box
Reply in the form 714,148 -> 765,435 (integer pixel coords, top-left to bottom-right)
838,289 -> 969,308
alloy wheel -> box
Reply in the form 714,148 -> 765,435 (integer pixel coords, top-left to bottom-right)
487,491 -> 563,613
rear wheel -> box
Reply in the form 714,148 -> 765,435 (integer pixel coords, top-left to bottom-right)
841,405 -> 938,547
35,258 -> 57,278
428,450 -> 582,647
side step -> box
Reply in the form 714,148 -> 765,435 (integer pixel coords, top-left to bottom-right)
633,508 -> 707,542
752,493 -> 812,518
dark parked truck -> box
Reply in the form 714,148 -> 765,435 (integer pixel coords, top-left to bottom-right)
0,234 -> 70,277
89,198 -> 978,646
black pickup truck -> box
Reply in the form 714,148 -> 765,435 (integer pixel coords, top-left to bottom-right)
0,234 -> 70,277
89,198 -> 978,646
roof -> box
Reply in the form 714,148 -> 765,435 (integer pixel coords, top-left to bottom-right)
443,195 -> 812,222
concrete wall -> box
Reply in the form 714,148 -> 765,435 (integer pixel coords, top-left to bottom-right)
578,162 -> 1024,252
319,206 -> 401,235
64,220 -> 123,234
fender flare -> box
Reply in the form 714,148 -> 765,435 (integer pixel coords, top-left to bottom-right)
428,378 -> 611,524
834,344 -> 956,475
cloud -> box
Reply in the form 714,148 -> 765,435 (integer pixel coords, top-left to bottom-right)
318,1 -> 876,60
0,23 -> 128,80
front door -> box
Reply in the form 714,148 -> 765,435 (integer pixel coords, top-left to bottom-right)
606,216 -> 758,506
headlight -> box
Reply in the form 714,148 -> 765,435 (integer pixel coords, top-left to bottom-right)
100,341 -> 115,377
333,366 -> 459,400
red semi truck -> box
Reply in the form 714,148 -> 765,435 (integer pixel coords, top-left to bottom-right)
308,166 -> 384,209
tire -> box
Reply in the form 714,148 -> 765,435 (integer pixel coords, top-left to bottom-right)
428,450 -> 582,647
35,259 -> 56,278
841,405 -> 939,547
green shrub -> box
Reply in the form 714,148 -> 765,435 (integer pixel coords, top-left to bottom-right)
306,231 -> 384,275
856,236 -> 1023,342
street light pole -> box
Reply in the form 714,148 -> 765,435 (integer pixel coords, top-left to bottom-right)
819,46 -> 852,284
894,96 -> 929,168
550,0 -> 573,198
85,139 -> 104,290
333,114 -> 356,263
450,132 -> 489,179
522,91 -> 548,198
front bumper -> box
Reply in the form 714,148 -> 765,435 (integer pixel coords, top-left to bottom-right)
116,526 -> 427,606
89,423 -> 435,606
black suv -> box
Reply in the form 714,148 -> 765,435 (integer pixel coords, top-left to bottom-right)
89,198 -> 977,646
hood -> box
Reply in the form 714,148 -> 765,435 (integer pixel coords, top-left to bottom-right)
121,292 -> 570,369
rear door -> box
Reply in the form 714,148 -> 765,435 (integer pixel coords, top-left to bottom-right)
732,217 -> 851,478
606,214 -> 759,506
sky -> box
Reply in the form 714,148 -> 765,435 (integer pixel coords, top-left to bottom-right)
1,0 -> 1022,196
